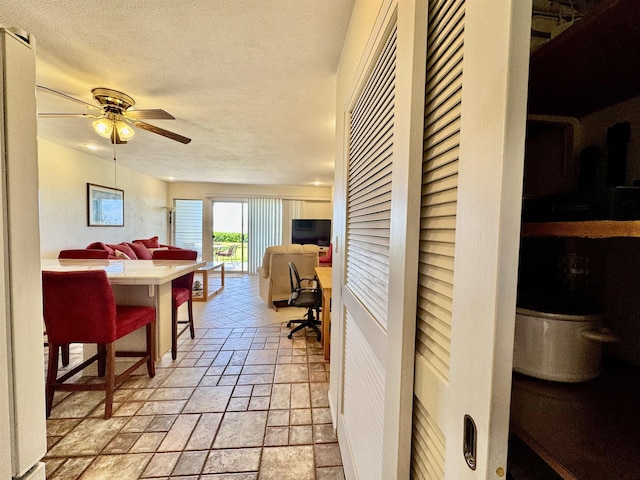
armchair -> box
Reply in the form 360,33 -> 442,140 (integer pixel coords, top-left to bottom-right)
257,244 -> 319,308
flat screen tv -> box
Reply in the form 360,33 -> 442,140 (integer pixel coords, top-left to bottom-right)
291,219 -> 331,247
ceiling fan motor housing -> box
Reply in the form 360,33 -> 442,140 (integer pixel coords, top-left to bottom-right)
92,87 -> 135,113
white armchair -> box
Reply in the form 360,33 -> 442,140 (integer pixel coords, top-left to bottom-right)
257,244 -> 319,308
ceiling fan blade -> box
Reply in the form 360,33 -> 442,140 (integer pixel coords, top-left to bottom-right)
133,120 -> 191,144
38,113 -> 101,118
36,85 -> 103,113
124,109 -> 175,120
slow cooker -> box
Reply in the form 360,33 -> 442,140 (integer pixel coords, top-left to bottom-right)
513,307 -> 618,382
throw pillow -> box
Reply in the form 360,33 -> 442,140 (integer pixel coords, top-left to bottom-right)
127,241 -> 153,260
133,236 -> 161,248
114,249 -> 131,260
106,243 -> 138,260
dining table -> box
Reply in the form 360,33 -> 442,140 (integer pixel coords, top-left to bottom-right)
41,258 -> 205,362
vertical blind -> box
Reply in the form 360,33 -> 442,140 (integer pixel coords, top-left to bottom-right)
345,25 -> 397,329
248,198 -> 282,274
173,199 -> 203,259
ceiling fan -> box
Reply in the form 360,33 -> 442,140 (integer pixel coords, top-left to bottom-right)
37,85 -> 192,145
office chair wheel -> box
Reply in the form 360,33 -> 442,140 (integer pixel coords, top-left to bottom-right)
287,321 -> 292,327
287,332 -> 293,339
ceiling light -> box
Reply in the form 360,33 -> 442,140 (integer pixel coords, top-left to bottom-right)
92,118 -> 135,142
92,118 -> 113,139
115,121 -> 135,141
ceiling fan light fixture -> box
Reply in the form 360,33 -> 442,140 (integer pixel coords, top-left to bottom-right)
115,120 -> 135,141
92,118 -> 114,139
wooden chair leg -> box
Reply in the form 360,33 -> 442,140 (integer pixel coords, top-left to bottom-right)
188,298 -> 195,339
61,344 -> 70,367
46,343 -> 59,417
171,304 -> 178,360
97,344 -> 107,377
104,342 -> 115,419
146,322 -> 156,378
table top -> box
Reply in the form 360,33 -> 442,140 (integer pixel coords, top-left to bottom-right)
197,261 -> 224,272
41,259 -> 206,285
315,266 -> 332,290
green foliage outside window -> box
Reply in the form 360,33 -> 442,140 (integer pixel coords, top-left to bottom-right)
213,232 -> 247,243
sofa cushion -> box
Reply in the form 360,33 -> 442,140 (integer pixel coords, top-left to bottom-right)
107,243 -> 138,260
133,236 -> 160,248
126,241 -> 153,260
260,244 -> 304,277
86,242 -> 116,257
113,249 -> 131,260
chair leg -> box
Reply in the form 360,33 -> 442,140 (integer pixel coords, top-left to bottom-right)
146,322 -> 156,378
97,344 -> 107,377
104,342 -> 116,419
45,343 -> 59,417
61,345 -> 70,367
187,298 -> 195,339
171,304 -> 178,360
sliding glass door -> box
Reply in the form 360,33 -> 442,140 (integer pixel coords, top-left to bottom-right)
212,201 -> 248,272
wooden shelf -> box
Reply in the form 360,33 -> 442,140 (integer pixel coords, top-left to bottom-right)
528,0 -> 640,118
521,220 -> 640,238
510,362 -> 640,480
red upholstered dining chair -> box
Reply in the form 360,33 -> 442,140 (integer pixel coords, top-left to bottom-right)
53,249 -> 111,367
58,249 -> 110,259
42,270 -> 156,419
152,249 -> 198,359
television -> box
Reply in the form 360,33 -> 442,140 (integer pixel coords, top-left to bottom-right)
291,219 -> 331,247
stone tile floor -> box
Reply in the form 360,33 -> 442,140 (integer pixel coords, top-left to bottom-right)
44,274 -> 343,480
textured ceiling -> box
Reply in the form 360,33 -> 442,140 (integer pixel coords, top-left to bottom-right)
0,0 -> 355,186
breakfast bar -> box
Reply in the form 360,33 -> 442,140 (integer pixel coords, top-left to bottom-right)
41,258 -> 205,360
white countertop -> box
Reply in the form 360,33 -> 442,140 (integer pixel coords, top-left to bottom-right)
41,259 -> 206,285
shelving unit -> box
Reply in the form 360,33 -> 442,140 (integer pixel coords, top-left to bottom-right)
511,362 -> 640,480
528,0 -> 640,119
515,1 -> 640,476
521,220 -> 640,238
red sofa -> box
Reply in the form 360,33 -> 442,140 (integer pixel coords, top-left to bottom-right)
84,236 -> 189,260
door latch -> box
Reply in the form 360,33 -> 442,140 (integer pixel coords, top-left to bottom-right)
463,414 -> 477,470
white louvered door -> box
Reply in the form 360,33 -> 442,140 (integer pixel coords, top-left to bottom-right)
341,23 -> 397,480
411,1 -> 532,478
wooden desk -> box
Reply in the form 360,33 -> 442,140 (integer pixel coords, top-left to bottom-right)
193,262 -> 224,302
41,259 -> 205,360
315,266 -> 332,361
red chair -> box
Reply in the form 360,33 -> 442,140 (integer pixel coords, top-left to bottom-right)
58,249 -> 109,259
42,270 -> 156,419
152,249 -> 198,359
319,244 -> 332,267
54,249 -> 110,366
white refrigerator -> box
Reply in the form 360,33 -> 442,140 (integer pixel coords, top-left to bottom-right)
0,26 -> 48,480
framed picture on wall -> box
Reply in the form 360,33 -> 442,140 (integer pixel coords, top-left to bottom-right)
87,183 -> 124,226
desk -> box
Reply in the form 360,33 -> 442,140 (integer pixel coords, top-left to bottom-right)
193,262 -> 225,302
315,267 -> 332,361
41,259 -> 205,360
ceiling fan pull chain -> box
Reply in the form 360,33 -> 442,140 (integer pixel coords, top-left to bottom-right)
113,141 -> 118,189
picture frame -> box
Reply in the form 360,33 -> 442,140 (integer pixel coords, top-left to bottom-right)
87,183 -> 124,226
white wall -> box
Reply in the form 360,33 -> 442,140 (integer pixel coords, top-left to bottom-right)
38,138 -> 169,258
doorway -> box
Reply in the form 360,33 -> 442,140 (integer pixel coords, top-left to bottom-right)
212,201 -> 248,273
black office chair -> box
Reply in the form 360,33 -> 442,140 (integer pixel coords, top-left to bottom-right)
286,262 -> 322,341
